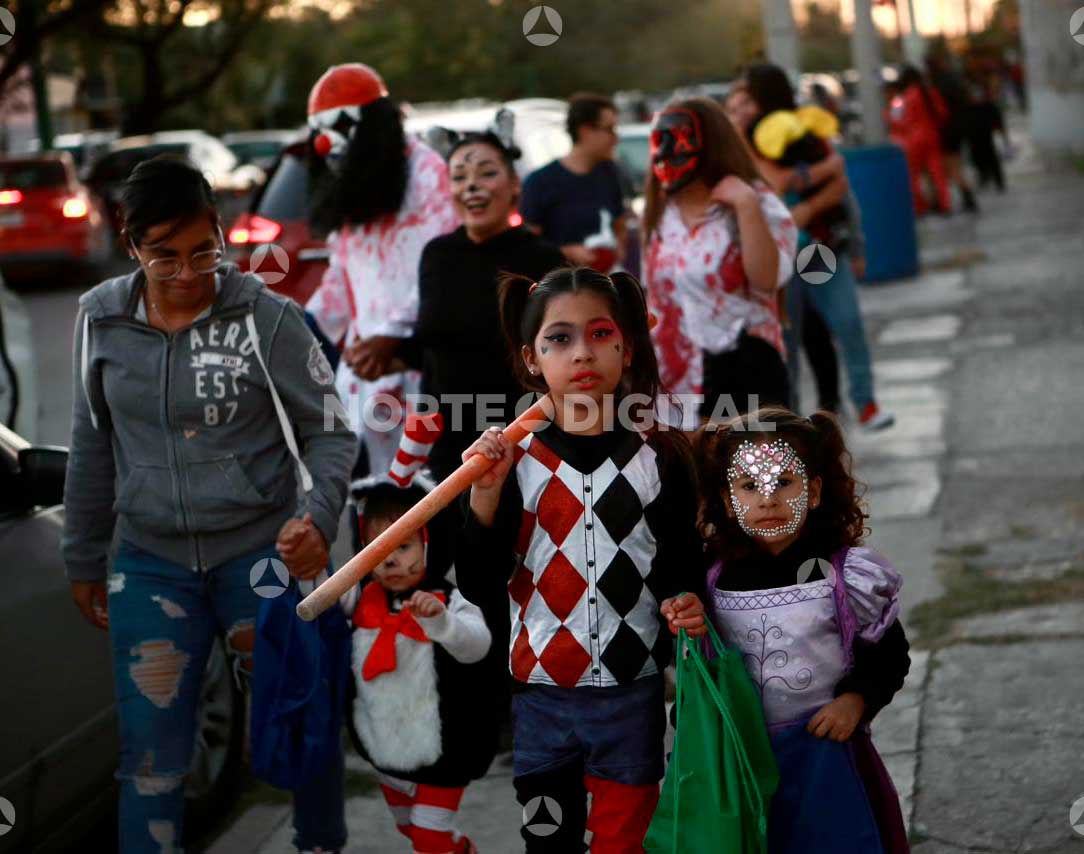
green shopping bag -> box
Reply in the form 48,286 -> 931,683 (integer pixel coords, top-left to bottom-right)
644,622 -> 779,854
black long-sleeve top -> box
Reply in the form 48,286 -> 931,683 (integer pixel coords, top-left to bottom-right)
405,225 -> 565,480
457,422 -> 708,688
716,532 -> 910,721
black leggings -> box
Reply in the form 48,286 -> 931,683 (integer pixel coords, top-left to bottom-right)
514,762 -> 589,853
700,331 -> 791,419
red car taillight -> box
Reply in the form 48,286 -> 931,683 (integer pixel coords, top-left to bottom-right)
0,190 -> 23,205
62,197 -> 89,218
229,214 -> 282,245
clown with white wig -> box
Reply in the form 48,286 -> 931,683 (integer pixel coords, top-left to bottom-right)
305,63 -> 459,477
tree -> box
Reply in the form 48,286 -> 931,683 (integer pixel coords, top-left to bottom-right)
92,0 -> 283,133
0,0 -> 114,97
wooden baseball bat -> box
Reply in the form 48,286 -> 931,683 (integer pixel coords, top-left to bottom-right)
296,398 -> 551,622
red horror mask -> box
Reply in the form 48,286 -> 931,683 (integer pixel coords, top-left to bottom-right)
650,108 -> 703,194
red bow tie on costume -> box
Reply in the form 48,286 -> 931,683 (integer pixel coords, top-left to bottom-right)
353,582 -> 446,681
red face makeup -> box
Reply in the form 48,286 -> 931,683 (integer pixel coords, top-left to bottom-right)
650,108 -> 704,194
531,294 -> 629,405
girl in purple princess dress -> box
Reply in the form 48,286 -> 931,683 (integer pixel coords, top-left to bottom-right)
694,406 -> 911,853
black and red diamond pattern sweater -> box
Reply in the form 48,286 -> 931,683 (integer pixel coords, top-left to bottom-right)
458,422 -> 706,689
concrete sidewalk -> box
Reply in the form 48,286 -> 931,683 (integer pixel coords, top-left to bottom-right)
206,126 -> 1084,853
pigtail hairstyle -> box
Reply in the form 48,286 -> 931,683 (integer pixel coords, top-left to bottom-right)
496,271 -> 546,394
608,271 -> 660,405
696,406 -> 868,561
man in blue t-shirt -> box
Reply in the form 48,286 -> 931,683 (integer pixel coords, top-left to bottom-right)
521,93 -> 628,273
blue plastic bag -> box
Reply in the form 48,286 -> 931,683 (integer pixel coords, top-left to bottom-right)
251,578 -> 351,790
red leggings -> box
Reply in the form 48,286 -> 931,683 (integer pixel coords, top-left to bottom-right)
904,135 -> 951,214
379,773 -> 474,853
585,775 -> 659,852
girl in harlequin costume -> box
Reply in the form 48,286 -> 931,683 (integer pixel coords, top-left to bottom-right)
456,266 -> 710,853
695,407 -> 911,853
341,413 -> 500,854
305,62 -> 459,477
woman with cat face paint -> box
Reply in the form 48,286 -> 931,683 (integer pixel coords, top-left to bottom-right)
406,111 -> 565,482
641,97 -> 797,428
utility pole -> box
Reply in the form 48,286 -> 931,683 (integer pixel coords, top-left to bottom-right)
902,0 -> 924,66
760,0 -> 801,82
850,0 -> 886,143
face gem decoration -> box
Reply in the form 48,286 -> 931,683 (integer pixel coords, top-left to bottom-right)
650,108 -> 703,194
726,440 -> 810,540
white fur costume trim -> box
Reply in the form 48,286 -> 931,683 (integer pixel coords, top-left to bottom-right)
352,628 -> 443,771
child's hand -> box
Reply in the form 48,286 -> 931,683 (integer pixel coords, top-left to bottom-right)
807,692 -> 866,742
463,426 -> 515,491
405,590 -> 446,619
710,175 -> 757,209
465,427 -> 515,527
660,592 -> 707,637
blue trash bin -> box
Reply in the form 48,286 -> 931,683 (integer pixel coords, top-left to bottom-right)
841,144 -> 918,283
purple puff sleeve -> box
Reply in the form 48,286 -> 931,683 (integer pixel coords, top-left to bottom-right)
841,547 -> 903,643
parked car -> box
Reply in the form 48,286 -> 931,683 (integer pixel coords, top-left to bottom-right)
222,130 -> 295,172
0,423 -> 246,852
0,153 -> 113,279
616,122 -> 651,205
25,131 -> 120,170
0,268 -> 18,428
404,98 -> 570,180
84,131 -> 265,234
228,101 -> 570,307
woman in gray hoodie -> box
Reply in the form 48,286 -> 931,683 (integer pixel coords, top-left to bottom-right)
62,156 -> 357,853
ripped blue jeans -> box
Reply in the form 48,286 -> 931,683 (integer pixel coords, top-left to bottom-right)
108,540 -> 346,853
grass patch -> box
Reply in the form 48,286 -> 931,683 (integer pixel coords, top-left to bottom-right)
924,248 -> 987,271
909,559 -> 1084,649
936,542 -> 988,558
1009,525 -> 1038,540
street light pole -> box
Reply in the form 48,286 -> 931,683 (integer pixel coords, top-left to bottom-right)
761,0 -> 801,82
850,0 -> 887,143
902,0 -> 924,66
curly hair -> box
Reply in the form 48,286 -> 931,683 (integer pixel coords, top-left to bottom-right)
694,406 -> 868,561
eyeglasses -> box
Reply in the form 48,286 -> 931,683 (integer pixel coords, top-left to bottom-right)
131,225 -> 225,281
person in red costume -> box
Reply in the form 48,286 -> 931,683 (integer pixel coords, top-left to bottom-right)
305,63 -> 459,478
887,66 -> 951,216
